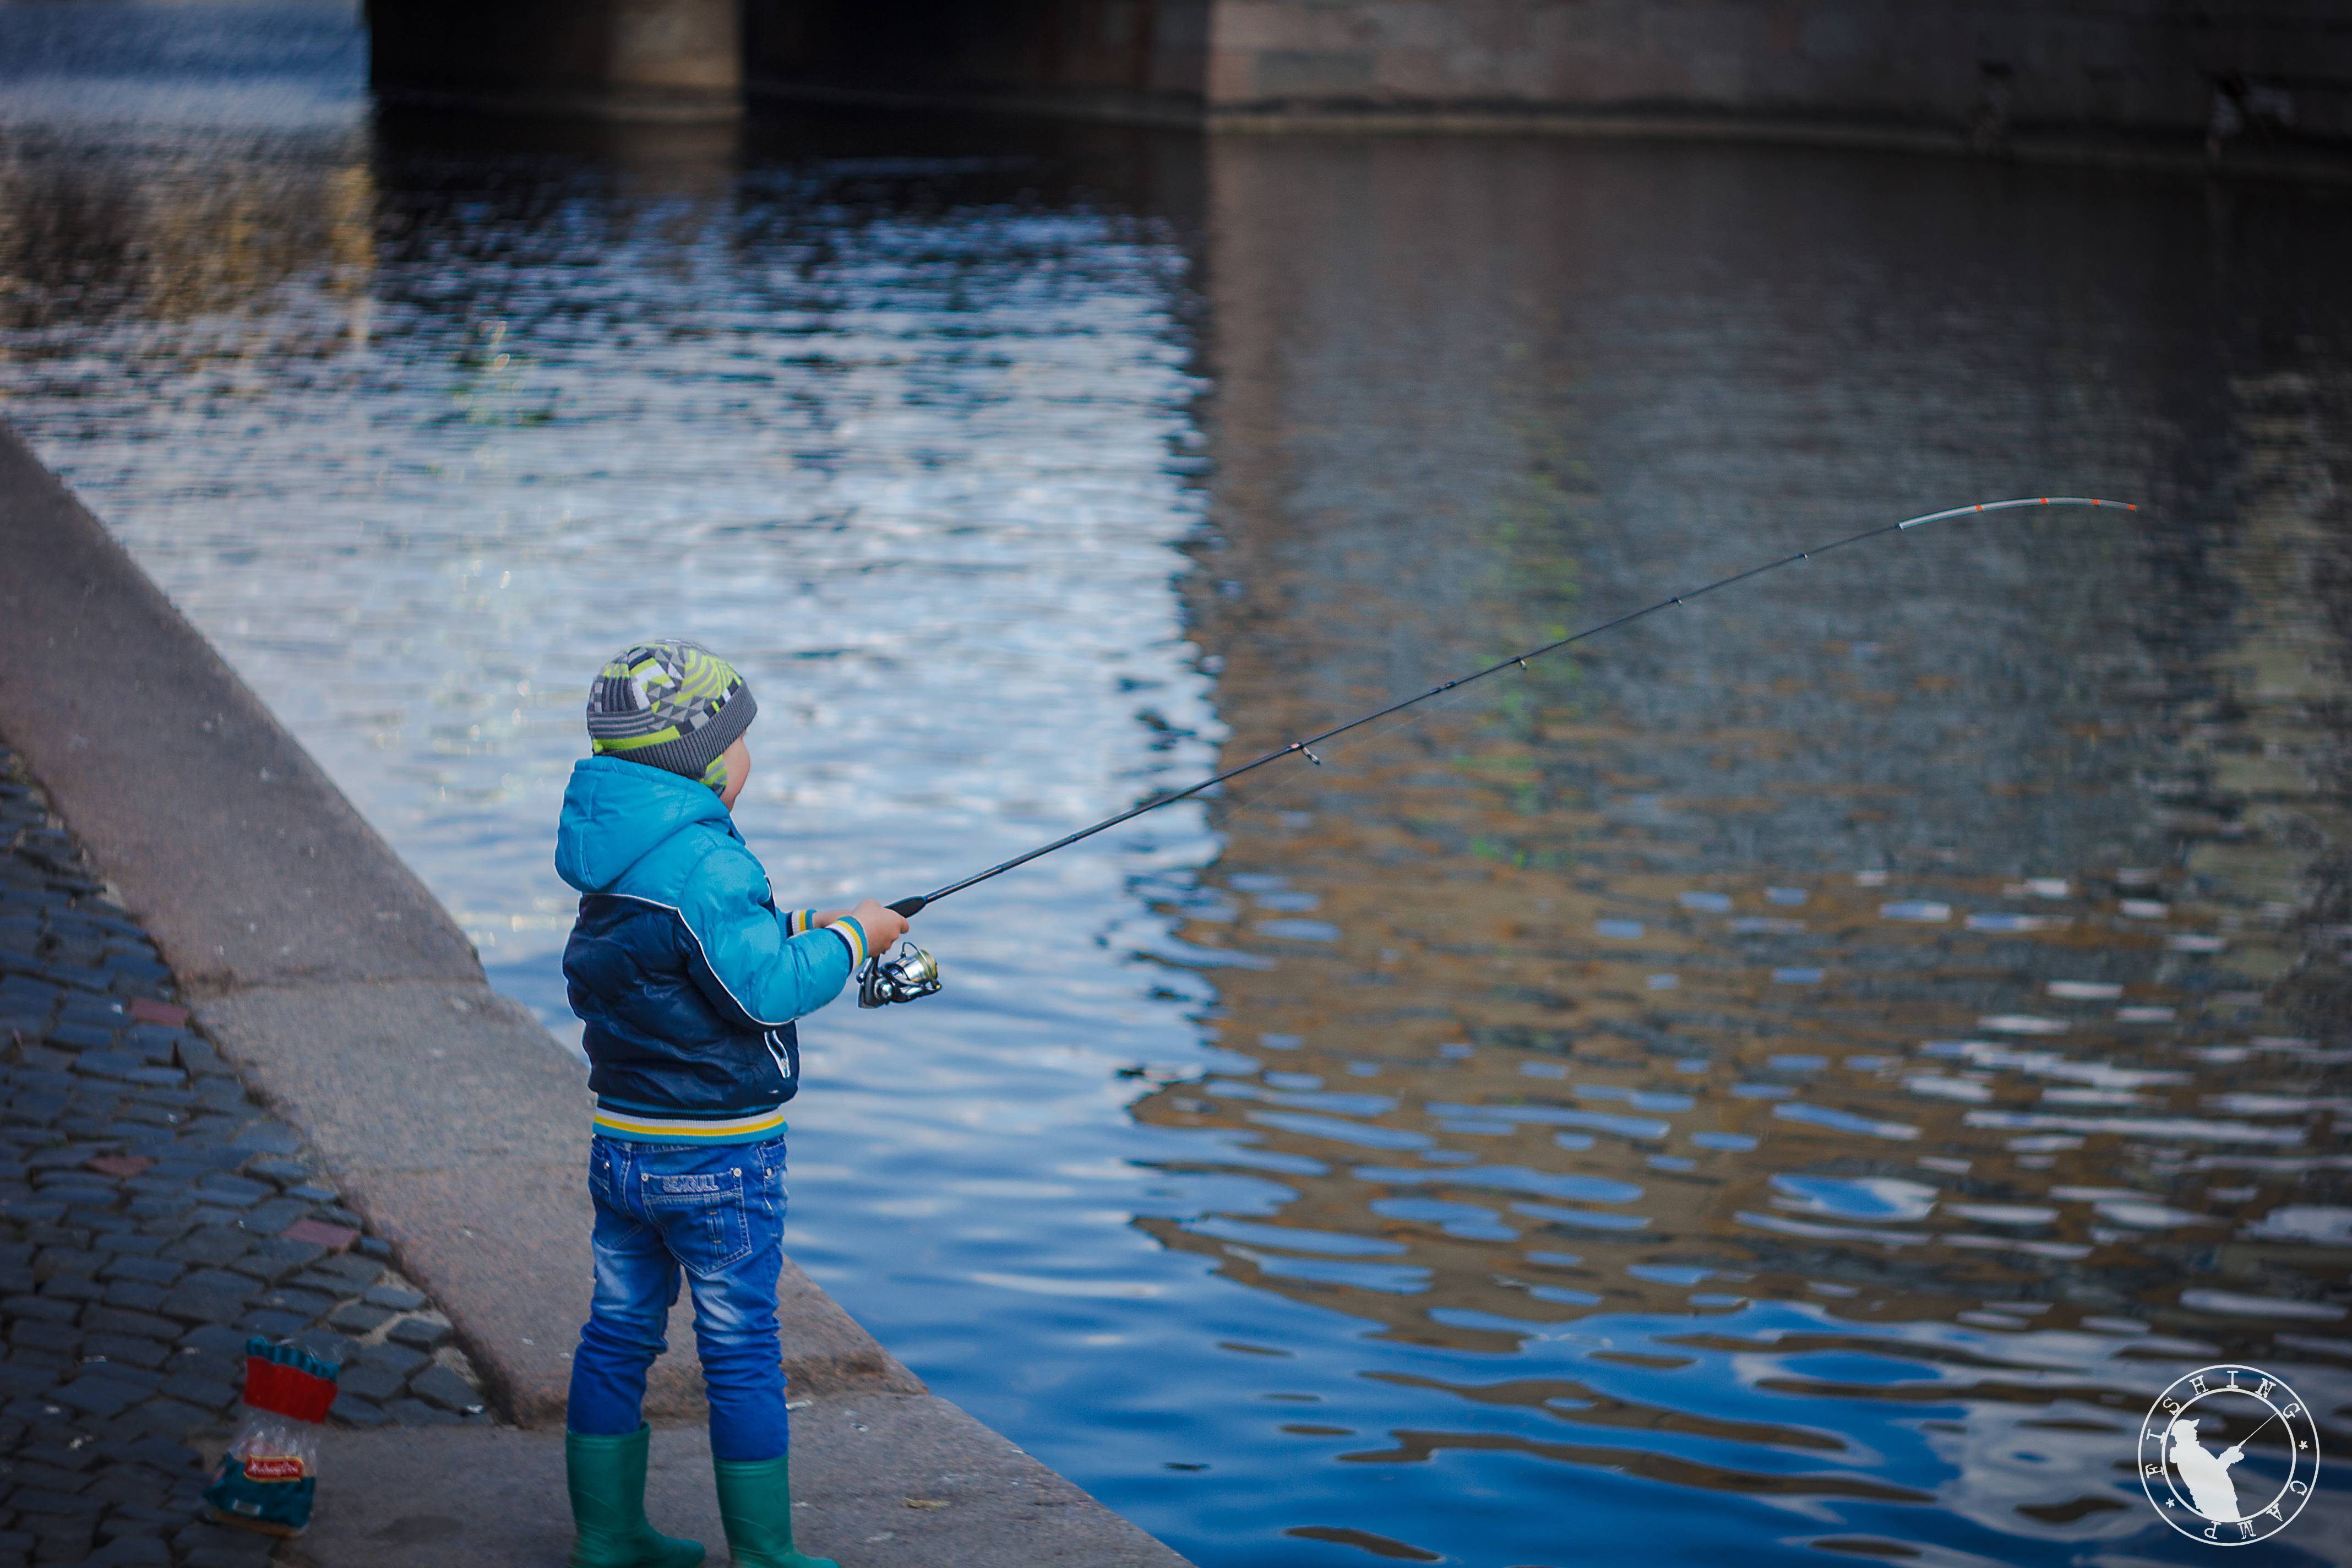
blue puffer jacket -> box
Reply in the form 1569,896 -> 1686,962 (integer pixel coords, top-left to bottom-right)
554,757 -> 867,1145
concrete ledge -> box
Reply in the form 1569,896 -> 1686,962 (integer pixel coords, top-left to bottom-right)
374,84 -> 748,123
750,77 -> 1207,129
0,419 -> 1184,1562
306,1395 -> 1186,1567
749,78 -> 2352,184
0,427 -> 478,997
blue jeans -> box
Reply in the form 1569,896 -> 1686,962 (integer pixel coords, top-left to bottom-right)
566,1135 -> 792,1461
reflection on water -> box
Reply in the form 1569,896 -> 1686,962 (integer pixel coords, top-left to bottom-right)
3,9 -> 2349,1565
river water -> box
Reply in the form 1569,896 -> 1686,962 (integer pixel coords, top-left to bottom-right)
4,5 -> 2349,1564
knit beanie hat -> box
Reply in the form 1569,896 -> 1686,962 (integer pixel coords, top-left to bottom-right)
585,639 -> 758,791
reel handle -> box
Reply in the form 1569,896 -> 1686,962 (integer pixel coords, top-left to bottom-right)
888,895 -> 927,918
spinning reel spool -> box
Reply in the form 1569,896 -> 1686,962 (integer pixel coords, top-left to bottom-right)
857,941 -> 942,1008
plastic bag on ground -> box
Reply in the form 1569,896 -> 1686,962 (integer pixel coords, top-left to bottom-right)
201,1336 -> 340,1536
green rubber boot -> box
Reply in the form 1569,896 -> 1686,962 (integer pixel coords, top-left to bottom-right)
712,1454 -> 839,1568
566,1425 -> 706,1568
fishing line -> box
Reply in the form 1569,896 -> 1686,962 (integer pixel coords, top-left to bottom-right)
854,497 -> 2135,1003
1186,666 -> 1504,843
888,497 -> 2133,917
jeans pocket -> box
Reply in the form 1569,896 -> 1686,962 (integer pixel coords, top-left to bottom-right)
645,1166 -> 754,1272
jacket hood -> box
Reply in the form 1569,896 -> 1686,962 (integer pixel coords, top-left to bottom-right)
556,756 -> 735,894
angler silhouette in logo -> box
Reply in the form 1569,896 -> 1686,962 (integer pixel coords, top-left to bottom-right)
2166,1418 -> 2247,1523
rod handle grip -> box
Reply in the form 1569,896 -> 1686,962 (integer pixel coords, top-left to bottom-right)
888,896 -> 928,918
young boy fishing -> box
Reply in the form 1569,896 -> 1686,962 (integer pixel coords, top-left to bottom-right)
553,639 -> 909,1568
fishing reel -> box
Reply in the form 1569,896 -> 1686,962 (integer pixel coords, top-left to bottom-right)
858,942 -> 943,1008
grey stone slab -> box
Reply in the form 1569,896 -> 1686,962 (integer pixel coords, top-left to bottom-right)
362,1285 -> 427,1313
15,1441 -> 93,1475
173,1039 -> 226,1076
237,1310 -> 312,1338
99,1281 -> 168,1314
357,1343 -> 429,1379
79,1335 -> 171,1370
326,1303 -> 393,1336
178,1325 -> 252,1360
5,1460 -> 89,1493
303,1254 -> 384,1292
191,1177 -> 268,1209
248,1287 -> 335,1321
4,1323 -> 78,1357
333,1364 -> 404,1404
7,1484 -> 102,1517
408,1365 -> 485,1415
108,1398 -> 209,1440
383,1318 -> 450,1352
0,1296 -> 76,1326
235,1197 -> 312,1233
122,1195 -> 193,1219
30,1249 -> 101,1282
229,1126 -> 302,1158
171,1268 -> 254,1300
67,1052 -> 144,1082
79,1308 -> 178,1342
122,1027 -> 181,1065
157,1288 -> 250,1329
226,1239 -> 320,1283
72,1362 -> 161,1395
95,1258 -> 179,1288
48,1380 -> 137,1420
116,1436 -> 203,1473
156,1374 -> 235,1413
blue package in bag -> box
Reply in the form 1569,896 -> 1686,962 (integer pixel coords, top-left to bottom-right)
202,1337 -> 339,1536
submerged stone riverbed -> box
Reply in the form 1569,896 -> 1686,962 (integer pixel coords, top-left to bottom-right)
3,4 -> 2349,1564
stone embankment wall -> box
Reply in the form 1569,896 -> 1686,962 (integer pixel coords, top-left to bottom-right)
369,0 -> 2352,162
743,0 -> 2350,157
1199,0 -> 2349,140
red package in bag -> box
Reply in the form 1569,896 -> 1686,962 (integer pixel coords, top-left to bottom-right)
201,1337 -> 340,1536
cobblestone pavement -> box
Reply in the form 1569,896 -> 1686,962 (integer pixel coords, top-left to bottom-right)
0,742 -> 496,1566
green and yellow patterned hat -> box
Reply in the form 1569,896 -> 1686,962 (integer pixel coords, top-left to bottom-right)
585,639 -> 757,791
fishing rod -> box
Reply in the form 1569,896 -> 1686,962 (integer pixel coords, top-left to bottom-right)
853,496 -> 2137,1006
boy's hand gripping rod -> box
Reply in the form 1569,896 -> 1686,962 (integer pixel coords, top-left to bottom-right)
854,497 -> 2136,1006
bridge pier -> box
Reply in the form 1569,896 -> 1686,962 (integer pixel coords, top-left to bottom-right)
368,0 -> 744,121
